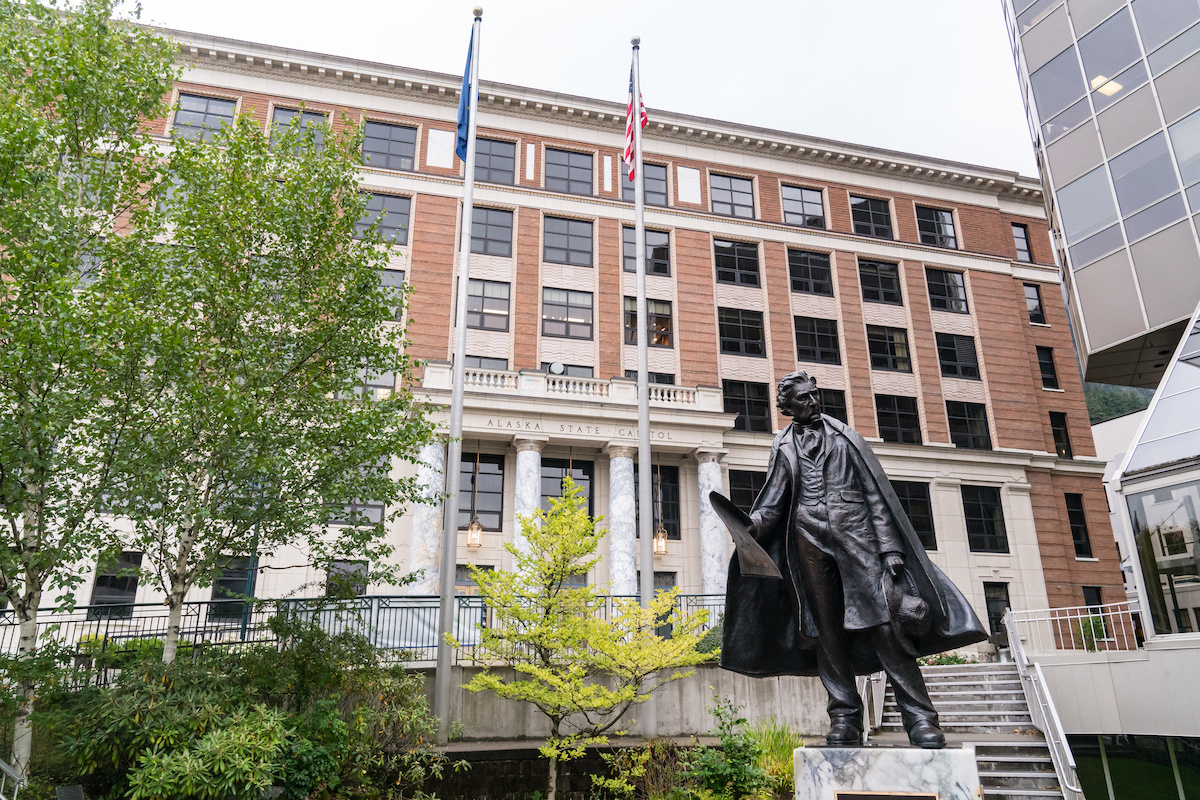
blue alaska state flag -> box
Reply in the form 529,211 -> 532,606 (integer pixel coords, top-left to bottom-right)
455,34 -> 473,161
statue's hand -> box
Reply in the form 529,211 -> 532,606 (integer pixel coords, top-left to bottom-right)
883,552 -> 905,577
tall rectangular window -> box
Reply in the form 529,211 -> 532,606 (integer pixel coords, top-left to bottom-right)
325,560 -> 367,597
947,401 -> 992,450
782,185 -> 825,228
1037,346 -> 1059,389
272,108 -> 327,147
475,138 -> 516,184
723,380 -> 771,432
795,317 -> 841,365
1013,223 -> 1032,262
362,121 -> 417,171
710,173 -> 755,218
380,269 -> 405,321
851,195 -> 892,238
211,556 -> 255,619
88,551 -> 142,619
356,194 -> 410,244
543,216 -> 593,266
623,227 -> 670,275
729,470 -> 767,514
819,389 -> 848,423
916,206 -> 957,248
1066,493 -> 1093,558
964,486 -> 1008,553
1051,411 -> 1073,458
926,268 -> 968,313
471,207 -> 513,257
788,250 -> 834,296
983,582 -> 1011,636
541,459 -> 594,516
875,395 -> 922,444
460,453 -> 504,530
622,162 -> 669,206
624,297 -> 673,347
714,239 -> 760,286
859,260 -> 902,304
1024,283 -> 1047,324
634,464 -> 681,539
892,482 -> 936,550
718,308 -> 765,357
866,325 -> 912,372
545,148 -> 593,195
936,333 -> 980,380
173,94 -> 236,141
542,288 -> 593,339
466,279 -> 510,331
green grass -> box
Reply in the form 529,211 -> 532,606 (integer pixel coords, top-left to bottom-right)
1075,754 -> 1200,799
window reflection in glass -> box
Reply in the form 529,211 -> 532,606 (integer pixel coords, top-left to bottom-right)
1030,47 -> 1087,121
1079,8 -> 1142,93
1110,133 -> 1180,216
1128,479 -> 1200,635
1090,60 -> 1149,112
1057,166 -> 1119,244
1133,0 -> 1200,52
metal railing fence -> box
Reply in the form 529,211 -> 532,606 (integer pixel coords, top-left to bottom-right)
1007,601 -> 1140,656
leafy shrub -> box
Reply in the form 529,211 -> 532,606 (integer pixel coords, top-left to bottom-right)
595,738 -> 691,798
918,651 -> 977,666
696,616 -> 723,658
746,718 -> 802,799
77,635 -> 193,669
682,697 -> 767,800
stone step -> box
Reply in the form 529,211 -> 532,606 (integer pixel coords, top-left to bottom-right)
885,697 -> 1030,710
980,770 -> 1063,789
910,682 -> 1026,693
883,712 -> 1033,723
921,666 -> 1020,677
980,789 -> 1064,799
879,723 -> 1040,735
977,756 -> 1056,770
900,689 -> 1027,699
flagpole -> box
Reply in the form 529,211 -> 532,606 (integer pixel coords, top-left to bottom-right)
631,34 -> 657,740
435,5 -> 482,745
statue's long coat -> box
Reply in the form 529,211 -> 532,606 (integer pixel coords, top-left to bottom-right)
720,415 -> 988,677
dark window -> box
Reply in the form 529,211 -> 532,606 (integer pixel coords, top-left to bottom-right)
1037,346 -> 1059,389
782,185 -> 825,228
623,227 -> 670,275
1082,586 -> 1102,608
356,193 -> 410,244
983,582 -> 1011,635
936,333 -> 980,380
916,206 -> 957,248
710,173 -> 755,218
466,279 -> 509,331
926,268 -> 968,313
795,317 -> 841,365
362,121 -> 417,171
625,370 -> 675,384
1050,412 -> 1073,458
1013,223 -> 1032,262
88,552 -> 142,619
332,494 -> 387,526
1066,493 -> 1093,558
465,355 -> 508,370
471,208 -> 513,257
964,486 -> 1009,553
543,216 -> 593,266
947,401 -> 992,450
542,362 -> 593,377
1024,283 -> 1047,324
851,195 -> 893,238
272,107 -> 327,147
624,297 -> 673,347
210,556 -> 255,619
380,269 -> 405,321
724,380 -> 771,432
859,260 -> 902,304
475,138 -> 516,184
875,395 -> 922,444
892,482 -> 936,550
866,325 -> 912,372
459,453 -> 504,530
729,470 -> 767,514
622,162 -> 668,206
718,308 -> 765,357
173,94 -> 236,141
819,389 -> 848,424
325,560 -> 367,596
542,288 -> 593,339
634,464 -> 681,539
455,563 -> 493,595
545,148 -> 592,195
714,240 -> 760,286
541,458 -> 594,516
788,250 -> 834,296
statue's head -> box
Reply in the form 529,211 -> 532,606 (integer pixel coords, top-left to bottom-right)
777,370 -> 821,424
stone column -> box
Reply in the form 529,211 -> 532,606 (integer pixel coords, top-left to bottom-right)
605,443 -> 637,596
694,449 -> 729,596
512,437 -> 547,558
408,441 -> 446,595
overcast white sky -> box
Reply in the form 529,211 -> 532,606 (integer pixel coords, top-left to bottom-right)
133,0 -> 1039,177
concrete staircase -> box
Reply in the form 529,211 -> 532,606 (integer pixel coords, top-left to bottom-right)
878,662 -> 1068,800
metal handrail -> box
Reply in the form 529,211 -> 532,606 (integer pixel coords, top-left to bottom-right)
1005,608 -> 1083,800
0,755 -> 23,799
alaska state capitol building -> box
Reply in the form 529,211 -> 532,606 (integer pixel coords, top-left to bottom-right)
81,27 -> 1126,652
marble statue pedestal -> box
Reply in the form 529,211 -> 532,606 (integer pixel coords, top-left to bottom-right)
794,746 -> 981,800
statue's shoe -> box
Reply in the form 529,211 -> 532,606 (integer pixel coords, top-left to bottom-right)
908,719 -> 946,749
826,717 -> 863,746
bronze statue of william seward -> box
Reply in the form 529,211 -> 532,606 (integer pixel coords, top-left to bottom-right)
716,371 -> 987,748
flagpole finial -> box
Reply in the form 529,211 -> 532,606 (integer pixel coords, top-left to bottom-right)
474,6 -> 483,17
631,36 -> 640,46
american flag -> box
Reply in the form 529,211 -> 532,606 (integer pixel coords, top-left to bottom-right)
623,68 -> 648,181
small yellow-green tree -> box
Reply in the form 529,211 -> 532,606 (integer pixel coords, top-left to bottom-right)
460,478 -> 710,800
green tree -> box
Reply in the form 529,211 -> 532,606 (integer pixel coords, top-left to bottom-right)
460,479 -> 710,800
109,111 -> 433,662
0,0 -> 177,773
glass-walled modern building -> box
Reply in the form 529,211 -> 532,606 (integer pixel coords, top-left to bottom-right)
1002,0 -> 1200,387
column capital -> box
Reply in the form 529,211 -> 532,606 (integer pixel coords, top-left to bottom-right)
604,441 -> 637,460
692,447 -> 728,465
512,435 -> 549,453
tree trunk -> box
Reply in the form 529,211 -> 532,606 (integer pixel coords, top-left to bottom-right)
161,585 -> 186,664
547,752 -> 557,800
11,589 -> 41,778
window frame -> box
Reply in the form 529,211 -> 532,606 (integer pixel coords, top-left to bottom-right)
892,481 -> 937,550
474,137 -> 517,185
470,207 -> 514,258
541,287 -> 594,340
926,268 -> 969,314
819,389 -> 848,424
859,259 -> 903,305
210,555 -> 255,619
866,325 -> 912,372
875,394 -> 922,444
622,162 -> 669,207
729,470 -> 767,514
541,458 -> 595,517
714,239 -> 760,287
465,355 -> 508,371
781,185 -> 826,229
459,452 -> 505,531
915,205 -> 958,249
794,316 -> 841,365
361,120 -> 418,172
710,173 -> 756,218
788,249 -> 834,296
1013,223 -> 1032,262
543,215 -> 594,267
1024,283 -> 1047,324
624,297 -> 674,348
633,464 -> 682,540
270,107 -> 329,148
356,193 -> 411,245
946,401 -> 993,450
325,560 -> 368,597
1037,346 -> 1060,389
718,307 -> 766,358
622,227 -> 671,276
723,380 -> 772,433
1050,411 -> 1074,459
172,93 -> 237,141
88,551 -> 143,619
1065,493 -> 1093,558
936,333 -> 981,380
963,486 -> 1009,554
850,195 -> 893,239
465,278 -> 510,332
544,147 -> 593,196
